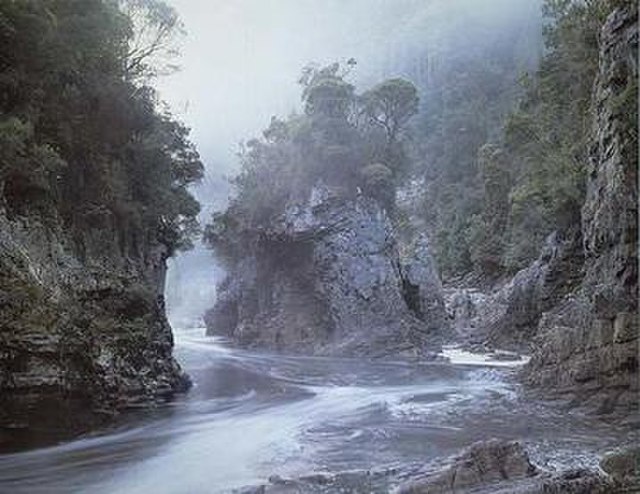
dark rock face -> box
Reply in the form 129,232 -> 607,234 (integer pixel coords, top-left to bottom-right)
0,206 -> 189,450
206,185 -> 449,356
523,4 -> 638,415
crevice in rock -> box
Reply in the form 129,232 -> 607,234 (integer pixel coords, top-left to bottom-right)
400,274 -> 423,320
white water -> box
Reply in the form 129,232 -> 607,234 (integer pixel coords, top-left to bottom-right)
0,329 -> 627,493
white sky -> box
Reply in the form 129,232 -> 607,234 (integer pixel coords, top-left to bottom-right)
156,0 -> 540,182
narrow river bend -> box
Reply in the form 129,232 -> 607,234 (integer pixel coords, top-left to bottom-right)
0,329 -> 629,493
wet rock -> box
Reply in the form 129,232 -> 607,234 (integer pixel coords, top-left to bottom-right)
600,447 -> 640,485
396,439 -> 537,493
445,230 -> 583,352
240,468 -> 395,494
395,440 -> 618,494
206,184 -> 449,356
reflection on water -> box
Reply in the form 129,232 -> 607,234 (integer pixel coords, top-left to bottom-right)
0,329 -> 630,493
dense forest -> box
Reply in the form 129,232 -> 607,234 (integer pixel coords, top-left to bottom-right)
0,0 -> 637,492
0,0 -> 203,450
417,0 -> 635,278
0,0 -> 203,256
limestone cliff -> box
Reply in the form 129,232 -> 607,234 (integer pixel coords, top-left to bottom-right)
205,185 -> 449,356
0,201 -> 189,450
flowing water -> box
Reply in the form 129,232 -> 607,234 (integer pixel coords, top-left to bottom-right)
0,328 -> 631,493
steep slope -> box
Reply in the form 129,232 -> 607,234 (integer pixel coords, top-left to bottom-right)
523,3 -> 638,415
0,1 -> 201,450
0,199 -> 190,449
206,184 -> 449,356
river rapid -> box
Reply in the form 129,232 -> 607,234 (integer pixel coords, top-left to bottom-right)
0,328 -> 630,493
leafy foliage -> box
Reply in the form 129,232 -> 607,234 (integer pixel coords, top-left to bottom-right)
499,0 -> 609,271
416,0 -> 613,277
205,63 -> 419,260
0,0 -> 203,256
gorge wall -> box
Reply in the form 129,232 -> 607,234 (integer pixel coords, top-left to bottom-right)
445,3 -> 638,416
0,199 -> 190,450
0,1 -> 201,451
205,185 -> 449,357
523,3 -> 638,415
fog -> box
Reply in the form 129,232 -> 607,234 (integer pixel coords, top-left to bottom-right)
160,0 -> 542,328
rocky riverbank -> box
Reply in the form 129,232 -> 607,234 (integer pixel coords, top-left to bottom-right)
236,440 -> 639,494
443,3 -> 638,419
0,204 -> 190,451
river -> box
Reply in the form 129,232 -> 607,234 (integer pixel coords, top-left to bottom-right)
0,328 -> 630,493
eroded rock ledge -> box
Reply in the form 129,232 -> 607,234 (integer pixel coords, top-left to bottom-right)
235,440 -> 638,494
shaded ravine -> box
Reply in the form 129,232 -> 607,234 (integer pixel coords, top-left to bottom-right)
0,329 -> 631,493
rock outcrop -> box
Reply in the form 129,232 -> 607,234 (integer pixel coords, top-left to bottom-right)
206,185 -> 449,356
523,3 -> 638,415
237,440 -> 627,494
444,4 -> 638,417
0,202 -> 189,451
396,440 -> 621,494
445,230 -> 583,351
397,439 -> 538,493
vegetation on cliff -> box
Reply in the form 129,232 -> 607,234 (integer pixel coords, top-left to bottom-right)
0,0 -> 203,447
204,63 -> 418,261
413,0 -> 632,278
0,0 -> 203,256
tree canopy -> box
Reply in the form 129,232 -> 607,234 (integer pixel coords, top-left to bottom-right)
205,63 -> 419,260
0,0 -> 203,256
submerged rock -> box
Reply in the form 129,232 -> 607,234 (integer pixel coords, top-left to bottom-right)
206,184 -> 449,356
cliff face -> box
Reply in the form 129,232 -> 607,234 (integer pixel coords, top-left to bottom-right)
0,201 -> 189,449
523,3 -> 638,414
206,185 -> 449,356
443,4 -> 637,416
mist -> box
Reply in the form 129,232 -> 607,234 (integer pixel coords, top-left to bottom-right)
3,0 -> 635,489
160,0 -> 542,328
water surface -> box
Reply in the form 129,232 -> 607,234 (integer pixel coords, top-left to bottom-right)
0,329 -> 630,493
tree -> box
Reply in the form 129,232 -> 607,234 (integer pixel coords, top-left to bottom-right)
0,0 -> 203,256
299,62 -> 355,121
361,78 -> 418,145
497,0 -> 609,270
205,64 -> 421,260
121,0 -> 184,80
